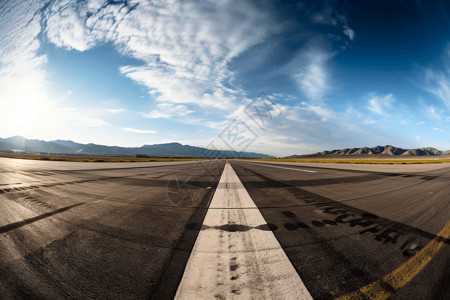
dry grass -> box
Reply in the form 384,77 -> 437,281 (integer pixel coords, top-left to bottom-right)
244,157 -> 450,164
0,153 -> 207,162
3,153 -> 450,164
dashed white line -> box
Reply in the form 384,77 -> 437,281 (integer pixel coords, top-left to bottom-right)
246,162 -> 317,173
175,162 -> 313,300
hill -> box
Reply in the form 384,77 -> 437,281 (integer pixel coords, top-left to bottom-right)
0,136 -> 273,158
287,145 -> 448,158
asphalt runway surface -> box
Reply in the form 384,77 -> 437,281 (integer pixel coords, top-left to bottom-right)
230,160 -> 449,300
0,157 -> 448,299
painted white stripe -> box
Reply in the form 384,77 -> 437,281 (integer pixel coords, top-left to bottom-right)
248,162 -> 317,173
175,162 -> 313,300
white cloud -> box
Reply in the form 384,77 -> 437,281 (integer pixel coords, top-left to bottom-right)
310,3 -> 355,42
223,94 -> 286,130
81,117 -> 109,127
343,26 -> 355,40
122,127 -> 157,134
0,0 -> 381,157
310,2 -> 345,26
108,108 -> 125,114
46,2 -> 95,51
0,1 -> 57,138
294,49 -> 332,102
256,104 -> 379,154
424,68 -> 450,107
367,94 -> 395,115
299,101 -> 333,121
62,108 -> 109,127
427,106 -> 442,119
432,127 -> 444,132
312,14 -> 336,26
0,1 -> 47,78
144,103 -> 194,119
43,0 -> 273,110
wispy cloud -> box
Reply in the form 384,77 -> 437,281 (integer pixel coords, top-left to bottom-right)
144,104 -> 194,119
256,103 -> 386,154
81,117 -> 109,127
427,106 -> 442,119
294,49 -> 332,102
46,2 -> 95,51
0,1 -> 58,138
363,120 -> 377,125
299,101 -> 333,121
122,127 -> 157,134
367,94 -> 395,115
310,2 -> 355,42
44,0 -> 273,110
0,1 -> 47,77
343,26 -> 355,40
107,108 -> 125,114
2,0 -> 428,156
424,68 -> 450,107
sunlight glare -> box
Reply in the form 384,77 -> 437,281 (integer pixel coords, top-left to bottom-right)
2,75 -> 52,133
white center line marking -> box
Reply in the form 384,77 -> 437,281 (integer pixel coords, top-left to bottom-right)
175,162 -> 313,300
247,162 -> 317,173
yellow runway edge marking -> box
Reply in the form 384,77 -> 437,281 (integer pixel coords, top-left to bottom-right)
336,220 -> 450,300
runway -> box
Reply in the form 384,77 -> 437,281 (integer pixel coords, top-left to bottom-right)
0,157 -> 448,299
0,158 -> 224,299
230,160 -> 450,299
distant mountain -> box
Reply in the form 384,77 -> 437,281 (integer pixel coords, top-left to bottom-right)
52,139 -> 84,149
0,136 -> 273,158
1,136 -> 73,154
287,145 -> 448,158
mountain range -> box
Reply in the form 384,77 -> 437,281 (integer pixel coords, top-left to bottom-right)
0,136 -> 273,158
288,145 -> 450,158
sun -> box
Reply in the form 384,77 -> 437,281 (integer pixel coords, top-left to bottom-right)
1,74 -> 52,134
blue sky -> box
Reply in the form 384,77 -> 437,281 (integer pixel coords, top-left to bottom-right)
1,0 -> 450,156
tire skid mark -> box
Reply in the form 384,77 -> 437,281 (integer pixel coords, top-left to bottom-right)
233,161 -> 449,299
0,203 -> 84,234
175,163 -> 313,299
16,161 -> 202,177
0,175 -> 215,195
240,165 -> 446,256
335,221 -> 450,300
239,161 -> 450,207
24,195 -> 53,209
